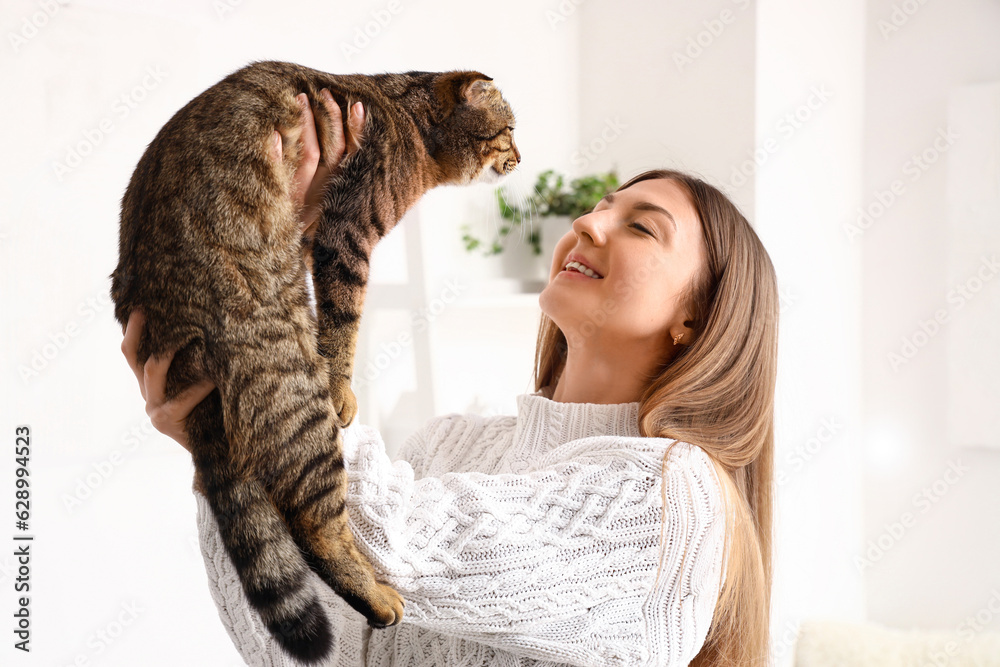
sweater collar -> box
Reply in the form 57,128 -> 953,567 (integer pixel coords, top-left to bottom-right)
513,387 -> 642,449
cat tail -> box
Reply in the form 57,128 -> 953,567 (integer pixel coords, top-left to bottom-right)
191,391 -> 333,665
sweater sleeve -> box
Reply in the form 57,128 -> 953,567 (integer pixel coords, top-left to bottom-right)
193,488 -> 371,667
193,416 -> 727,667
188,417 -> 456,667
341,420 -> 728,666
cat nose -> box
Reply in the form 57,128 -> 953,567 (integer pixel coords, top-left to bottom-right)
503,140 -> 521,173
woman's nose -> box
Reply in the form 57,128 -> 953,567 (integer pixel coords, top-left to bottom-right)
572,210 -> 607,246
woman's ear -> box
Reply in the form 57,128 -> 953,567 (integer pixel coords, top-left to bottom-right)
672,318 -> 698,346
432,71 -> 493,122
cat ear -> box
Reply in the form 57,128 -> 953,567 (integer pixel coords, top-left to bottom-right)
463,79 -> 497,107
433,71 -> 493,121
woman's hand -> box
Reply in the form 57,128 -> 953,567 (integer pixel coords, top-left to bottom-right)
121,310 -> 214,454
121,90 -> 365,452
270,90 -> 366,240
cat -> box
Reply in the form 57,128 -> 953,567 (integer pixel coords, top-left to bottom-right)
110,60 -> 519,664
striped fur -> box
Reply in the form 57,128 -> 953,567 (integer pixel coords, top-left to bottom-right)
111,61 -> 518,664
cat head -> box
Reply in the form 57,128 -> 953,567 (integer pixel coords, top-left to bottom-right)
427,71 -> 520,186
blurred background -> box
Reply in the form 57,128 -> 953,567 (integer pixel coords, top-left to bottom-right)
1,0 -> 998,664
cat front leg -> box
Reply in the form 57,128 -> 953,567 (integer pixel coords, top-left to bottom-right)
311,223 -> 372,428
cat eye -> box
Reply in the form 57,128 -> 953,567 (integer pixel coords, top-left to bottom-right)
474,128 -> 509,142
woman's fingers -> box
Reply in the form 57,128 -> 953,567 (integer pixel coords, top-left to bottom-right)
292,93 -> 321,210
142,350 -> 216,454
175,378 -> 216,411
142,351 -> 176,416
299,89 -> 340,236
346,101 -> 365,156
143,350 -> 217,417
318,90 -> 364,161
269,130 -> 282,164
120,306 -> 217,454
319,88 -> 346,168
121,310 -> 147,400
290,90 -> 364,236
147,379 -> 216,454
306,90 -> 347,198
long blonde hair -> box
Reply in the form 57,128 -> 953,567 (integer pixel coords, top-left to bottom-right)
533,169 -> 777,666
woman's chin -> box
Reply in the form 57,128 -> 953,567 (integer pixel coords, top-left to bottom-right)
539,279 -> 599,324
538,281 -> 564,320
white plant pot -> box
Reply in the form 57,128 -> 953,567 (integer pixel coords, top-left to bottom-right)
539,215 -> 573,272
494,216 -> 574,291
499,233 -> 547,287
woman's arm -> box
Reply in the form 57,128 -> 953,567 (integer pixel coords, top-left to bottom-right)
334,419 -> 728,666
195,414 -> 726,666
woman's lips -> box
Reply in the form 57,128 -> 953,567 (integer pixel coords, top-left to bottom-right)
557,267 -> 602,282
562,255 -> 604,278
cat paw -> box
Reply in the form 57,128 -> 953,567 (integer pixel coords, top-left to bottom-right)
331,376 -> 357,428
364,583 -> 405,628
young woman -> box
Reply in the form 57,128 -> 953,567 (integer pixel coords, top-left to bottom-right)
121,91 -> 778,666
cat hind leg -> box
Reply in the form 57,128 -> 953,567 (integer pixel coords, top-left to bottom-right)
188,394 -> 334,664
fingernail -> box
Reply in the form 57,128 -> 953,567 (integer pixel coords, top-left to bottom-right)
352,101 -> 364,117
321,88 -> 333,101
297,94 -> 307,107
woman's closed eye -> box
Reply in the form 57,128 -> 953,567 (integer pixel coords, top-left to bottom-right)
630,221 -> 655,236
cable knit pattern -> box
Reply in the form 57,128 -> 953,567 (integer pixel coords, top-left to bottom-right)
193,391 -> 728,666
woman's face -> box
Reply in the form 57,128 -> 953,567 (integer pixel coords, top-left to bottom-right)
539,178 -> 707,353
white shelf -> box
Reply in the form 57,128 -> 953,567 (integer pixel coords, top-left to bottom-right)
458,278 -> 544,309
456,292 -> 542,309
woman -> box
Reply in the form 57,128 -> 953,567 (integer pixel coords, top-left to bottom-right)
121,91 -> 777,666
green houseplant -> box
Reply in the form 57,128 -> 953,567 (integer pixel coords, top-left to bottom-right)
461,168 -> 619,258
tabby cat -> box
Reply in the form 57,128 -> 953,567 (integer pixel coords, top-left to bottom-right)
110,60 -> 519,664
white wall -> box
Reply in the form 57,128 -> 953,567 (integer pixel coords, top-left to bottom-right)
754,1 -> 869,662
576,0 -> 757,216
861,0 -> 1000,631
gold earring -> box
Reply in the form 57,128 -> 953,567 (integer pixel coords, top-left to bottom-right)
673,333 -> 683,345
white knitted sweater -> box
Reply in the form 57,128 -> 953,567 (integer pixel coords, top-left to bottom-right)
193,390 -> 728,666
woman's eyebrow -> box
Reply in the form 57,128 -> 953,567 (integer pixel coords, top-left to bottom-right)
600,193 -> 677,232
